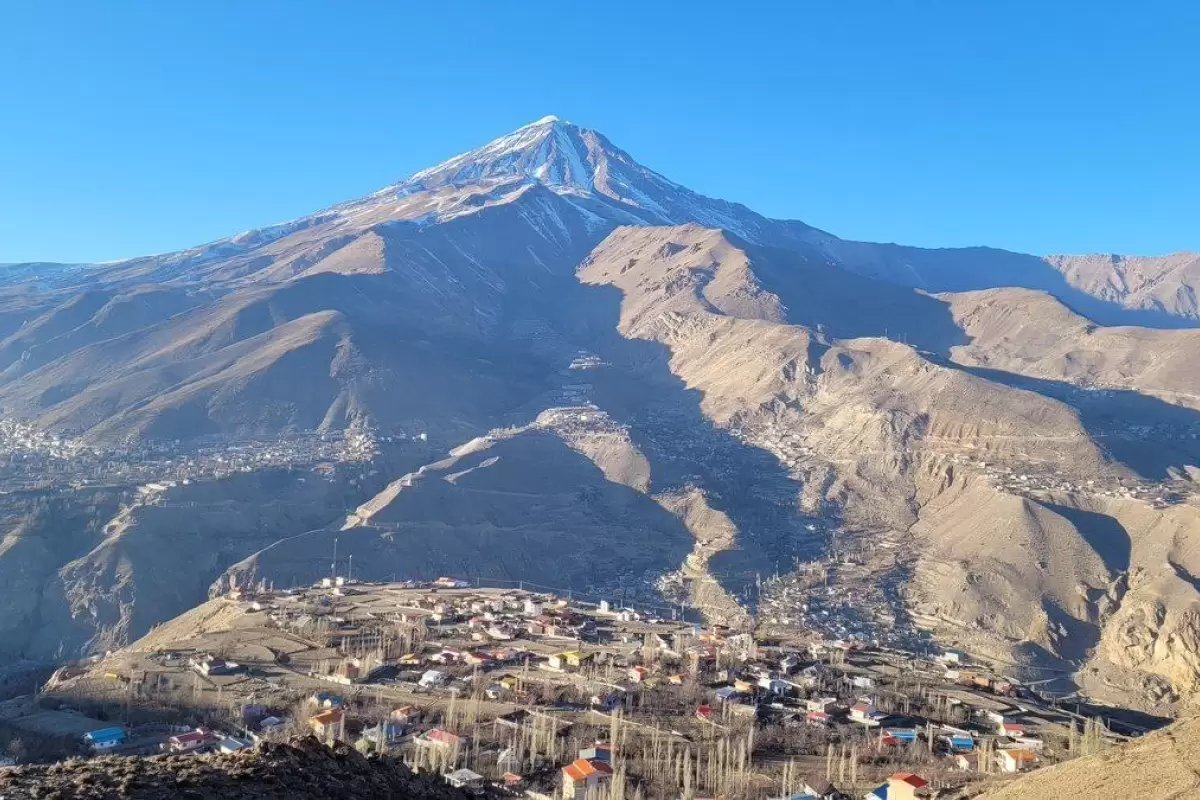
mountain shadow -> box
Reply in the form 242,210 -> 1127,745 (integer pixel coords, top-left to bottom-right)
951,364 -> 1200,481
529,276 -> 829,608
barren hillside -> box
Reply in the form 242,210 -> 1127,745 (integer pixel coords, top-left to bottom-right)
0,117 -> 1196,710
962,714 -> 1200,799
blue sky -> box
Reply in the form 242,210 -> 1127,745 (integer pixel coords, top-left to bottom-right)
1,1 -> 1196,263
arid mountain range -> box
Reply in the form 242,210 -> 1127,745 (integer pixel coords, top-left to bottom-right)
1,116 -> 1199,710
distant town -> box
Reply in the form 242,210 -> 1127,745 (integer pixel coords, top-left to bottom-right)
0,575 -> 1154,798
0,418 -> 387,494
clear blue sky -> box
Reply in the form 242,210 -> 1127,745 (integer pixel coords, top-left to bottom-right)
1,1 -> 1197,263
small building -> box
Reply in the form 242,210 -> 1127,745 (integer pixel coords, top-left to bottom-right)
562,757 -> 614,799
802,776 -> 838,798
218,736 -> 253,754
258,715 -> 287,735
628,666 -> 647,683
714,686 -> 746,704
999,721 -> 1025,737
309,708 -> 345,744
193,656 -> 240,676
444,768 -> 485,789
83,726 -> 126,752
759,677 -> 790,695
419,669 -> 448,688
947,734 -> 975,752
849,700 -> 883,726
884,728 -> 918,744
548,651 -> 591,671
996,748 -> 1038,773
954,752 -> 980,771
309,691 -> 345,708
334,660 -> 361,682
421,728 -> 467,750
867,772 -> 930,800
168,729 -> 215,753
578,744 -> 612,763
240,703 -> 267,722
806,697 -> 837,714
851,675 -> 876,690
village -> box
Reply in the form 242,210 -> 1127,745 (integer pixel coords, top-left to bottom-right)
0,576 -> 1152,799
0,418 -> 390,494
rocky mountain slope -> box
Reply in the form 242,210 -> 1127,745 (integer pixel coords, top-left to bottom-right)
0,116 -> 1198,708
0,736 -> 481,799
962,714 -> 1200,799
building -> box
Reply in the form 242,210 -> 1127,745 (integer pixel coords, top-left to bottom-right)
849,700 -> 883,726
851,675 -> 876,690
954,752 -> 980,771
309,708 -> 345,744
801,776 -> 838,798
996,748 -> 1038,773
218,736 -> 253,754
390,705 -> 416,724
421,728 -> 468,750
309,691 -> 345,708
547,651 -> 591,671
759,676 -> 791,695
192,656 -> 240,676
945,732 -> 974,751
999,721 -> 1025,737
867,772 -> 930,800
884,728 -> 918,745
82,726 -> 126,752
806,697 -> 837,714
445,768 -> 485,789
562,757 -> 614,799
168,729 -> 215,753
258,715 -> 287,735
578,744 -> 612,762
334,660 -> 361,682
419,669 -> 448,688
714,686 -> 746,704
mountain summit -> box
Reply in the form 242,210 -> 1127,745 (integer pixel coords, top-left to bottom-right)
358,116 -> 779,238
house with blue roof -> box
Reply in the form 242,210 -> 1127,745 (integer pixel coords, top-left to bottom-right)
82,726 -> 126,751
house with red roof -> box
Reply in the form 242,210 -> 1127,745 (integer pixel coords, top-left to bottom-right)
996,748 -> 1038,773
562,757 -> 613,799
308,707 -> 345,744
867,772 -> 930,800
167,728 -> 216,753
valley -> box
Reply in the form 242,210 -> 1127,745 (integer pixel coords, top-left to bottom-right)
0,115 -> 1196,731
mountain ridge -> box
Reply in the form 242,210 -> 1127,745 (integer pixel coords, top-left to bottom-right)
0,117 -> 1197,714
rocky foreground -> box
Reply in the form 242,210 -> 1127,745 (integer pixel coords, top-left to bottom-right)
0,737 -> 484,800
958,714 -> 1200,799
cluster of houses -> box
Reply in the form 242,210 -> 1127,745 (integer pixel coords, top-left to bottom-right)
62,579 -> 1132,798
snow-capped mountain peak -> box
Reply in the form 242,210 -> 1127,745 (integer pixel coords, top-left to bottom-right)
402,115 -> 603,196
369,116 -> 773,238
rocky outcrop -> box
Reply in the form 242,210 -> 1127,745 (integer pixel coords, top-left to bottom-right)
0,736 -> 487,799
960,715 -> 1200,799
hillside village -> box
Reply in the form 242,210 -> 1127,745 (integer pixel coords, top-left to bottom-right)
1,577 -> 1154,799
0,418 -> 387,494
